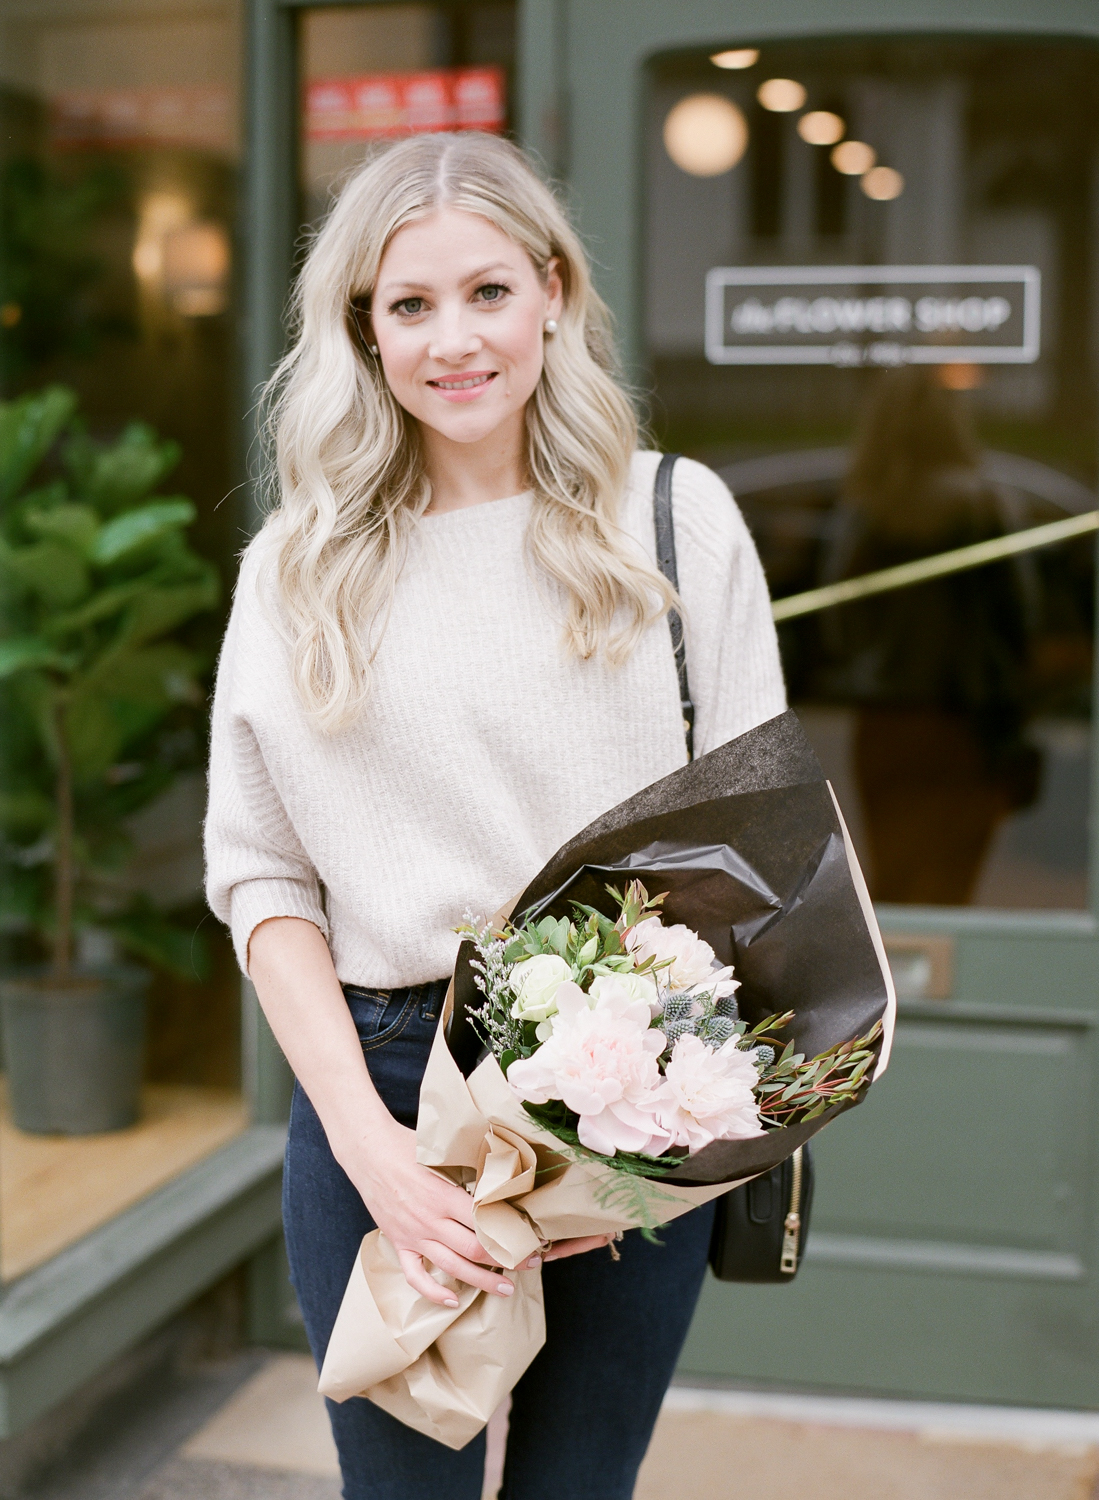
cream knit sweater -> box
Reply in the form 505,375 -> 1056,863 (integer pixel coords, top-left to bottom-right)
204,451 -> 786,987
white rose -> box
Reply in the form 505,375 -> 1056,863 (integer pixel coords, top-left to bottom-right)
509,953 -> 573,1028
588,971 -> 659,1016
624,916 -> 739,997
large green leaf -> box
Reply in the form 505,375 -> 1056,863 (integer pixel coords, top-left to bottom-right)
0,787 -> 53,837
0,636 -> 65,677
118,566 -> 220,645
107,901 -> 211,982
0,386 -> 77,506
44,577 -> 150,638
3,668 -> 58,760
67,422 -> 181,514
0,866 -> 48,929
92,498 -> 196,565
82,642 -> 200,708
5,479 -> 68,537
24,501 -> 99,554
64,694 -> 127,782
0,538 -> 89,608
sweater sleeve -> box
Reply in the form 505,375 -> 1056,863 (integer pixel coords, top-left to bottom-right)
203,549 -> 329,974
669,457 -> 787,755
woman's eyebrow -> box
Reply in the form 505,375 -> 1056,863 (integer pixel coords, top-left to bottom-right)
459,262 -> 517,284
377,262 -> 518,298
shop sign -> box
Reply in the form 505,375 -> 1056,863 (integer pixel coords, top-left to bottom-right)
306,67 -> 505,141
705,265 -> 1040,367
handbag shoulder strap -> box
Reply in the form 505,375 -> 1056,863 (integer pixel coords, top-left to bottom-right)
652,453 -> 695,760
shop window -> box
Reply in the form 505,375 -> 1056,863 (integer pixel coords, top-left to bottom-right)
0,0 -> 245,1279
646,39 -> 1099,911
300,2 -> 516,221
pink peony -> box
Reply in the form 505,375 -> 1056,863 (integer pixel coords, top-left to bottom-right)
643,1034 -> 764,1152
624,917 -> 739,998
506,981 -> 672,1157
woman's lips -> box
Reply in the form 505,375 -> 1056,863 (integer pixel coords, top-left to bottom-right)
427,371 -> 497,403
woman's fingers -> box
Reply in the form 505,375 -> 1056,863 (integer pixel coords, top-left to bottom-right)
439,1222 -> 496,1267
420,1240 -> 515,1298
397,1247 -> 461,1307
541,1233 -> 617,1262
431,1177 -> 478,1230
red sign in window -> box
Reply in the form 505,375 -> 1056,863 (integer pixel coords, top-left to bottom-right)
306,66 -> 506,142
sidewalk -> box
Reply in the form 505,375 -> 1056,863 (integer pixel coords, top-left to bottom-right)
119,1355 -> 1099,1500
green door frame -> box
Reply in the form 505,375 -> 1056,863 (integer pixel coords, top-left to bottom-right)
240,0 -> 1099,1403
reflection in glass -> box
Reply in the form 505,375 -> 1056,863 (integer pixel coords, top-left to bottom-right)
645,38 -> 1098,910
822,368 -> 1038,904
300,3 -> 515,219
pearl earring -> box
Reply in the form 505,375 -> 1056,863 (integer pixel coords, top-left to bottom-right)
544,319 -> 558,335
369,344 -> 379,355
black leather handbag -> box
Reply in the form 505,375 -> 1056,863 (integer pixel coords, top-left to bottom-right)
652,452 -> 813,1283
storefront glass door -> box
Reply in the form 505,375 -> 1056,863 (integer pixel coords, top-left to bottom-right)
644,34 -> 1099,1405
242,3 -> 1099,1405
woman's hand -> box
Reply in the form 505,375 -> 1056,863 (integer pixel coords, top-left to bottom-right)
337,1115 -> 515,1307
246,920 -> 620,1308
337,1116 -> 620,1304
542,1233 -> 621,1264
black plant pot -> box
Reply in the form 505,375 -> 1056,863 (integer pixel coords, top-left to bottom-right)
0,964 -> 149,1134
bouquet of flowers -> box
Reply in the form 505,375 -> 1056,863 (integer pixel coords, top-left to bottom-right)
462,879 -> 881,1178
318,711 -> 896,1448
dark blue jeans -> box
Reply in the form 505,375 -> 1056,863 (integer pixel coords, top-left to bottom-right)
283,980 -> 715,1500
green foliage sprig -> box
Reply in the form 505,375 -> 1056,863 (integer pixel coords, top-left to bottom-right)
0,385 -> 220,979
753,1018 -> 884,1127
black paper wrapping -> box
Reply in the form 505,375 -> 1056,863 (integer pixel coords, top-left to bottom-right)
447,710 -> 895,1187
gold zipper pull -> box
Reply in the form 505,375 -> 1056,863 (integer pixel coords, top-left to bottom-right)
780,1210 -> 801,1274
781,1147 -> 805,1274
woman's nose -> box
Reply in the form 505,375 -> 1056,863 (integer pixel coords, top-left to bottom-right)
428,306 -> 482,364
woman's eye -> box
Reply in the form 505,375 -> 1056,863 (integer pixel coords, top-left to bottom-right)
394,297 -> 425,316
475,283 -> 510,304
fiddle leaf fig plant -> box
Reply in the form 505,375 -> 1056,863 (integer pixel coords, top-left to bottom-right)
0,385 -> 220,981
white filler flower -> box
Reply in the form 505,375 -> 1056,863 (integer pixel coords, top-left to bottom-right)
645,1034 -> 765,1152
507,981 -> 673,1157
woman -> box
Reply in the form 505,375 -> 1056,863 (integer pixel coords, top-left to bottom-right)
205,132 -> 784,1500
822,366 -> 1036,904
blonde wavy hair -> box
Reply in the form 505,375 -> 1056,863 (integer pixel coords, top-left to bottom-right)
261,131 -> 676,732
